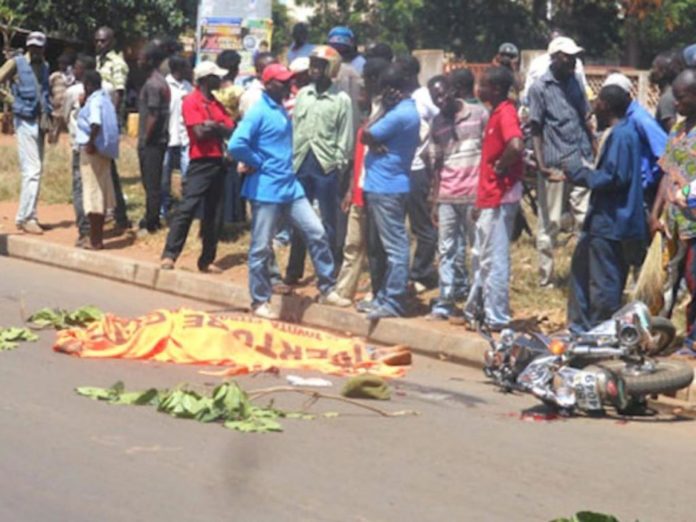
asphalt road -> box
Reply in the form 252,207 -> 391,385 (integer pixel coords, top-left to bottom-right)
0,256 -> 694,522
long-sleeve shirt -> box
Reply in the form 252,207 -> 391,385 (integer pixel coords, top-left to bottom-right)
228,92 -> 305,203
626,100 -> 667,190
292,83 -> 354,174
566,118 -> 645,241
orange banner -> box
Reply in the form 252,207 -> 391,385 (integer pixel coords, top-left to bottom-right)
54,309 -> 407,378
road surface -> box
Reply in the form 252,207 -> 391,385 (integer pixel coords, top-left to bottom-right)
0,257 -> 693,522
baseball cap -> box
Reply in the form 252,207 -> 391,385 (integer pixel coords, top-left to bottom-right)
548,36 -> 584,56
262,63 -> 294,84
684,44 -> 696,68
289,57 -> 310,74
602,72 -> 633,94
328,26 -> 355,46
193,61 -> 227,81
498,42 -> 519,57
26,31 -> 47,48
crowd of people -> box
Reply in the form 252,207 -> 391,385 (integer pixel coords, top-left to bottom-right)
5,23 -> 696,340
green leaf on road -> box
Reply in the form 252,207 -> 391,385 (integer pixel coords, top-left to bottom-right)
551,512 -> 621,522
76,380 -> 287,433
0,326 -> 40,351
28,306 -> 104,330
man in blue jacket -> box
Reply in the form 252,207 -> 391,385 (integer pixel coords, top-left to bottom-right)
228,64 -> 350,320
0,31 -> 52,235
565,85 -> 647,332
603,73 -> 667,210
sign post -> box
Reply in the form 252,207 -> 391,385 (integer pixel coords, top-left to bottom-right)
196,0 -> 273,76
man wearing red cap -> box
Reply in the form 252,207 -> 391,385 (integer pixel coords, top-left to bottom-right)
228,63 -> 347,319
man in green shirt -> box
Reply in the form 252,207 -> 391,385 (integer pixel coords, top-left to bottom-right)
285,45 -> 354,284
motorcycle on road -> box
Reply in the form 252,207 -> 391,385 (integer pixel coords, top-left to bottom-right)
482,302 -> 693,415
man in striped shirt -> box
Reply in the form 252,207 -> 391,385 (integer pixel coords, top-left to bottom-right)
528,36 -> 593,288
426,75 -> 488,319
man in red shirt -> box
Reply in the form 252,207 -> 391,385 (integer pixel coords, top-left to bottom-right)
160,61 -> 234,273
464,66 -> 524,330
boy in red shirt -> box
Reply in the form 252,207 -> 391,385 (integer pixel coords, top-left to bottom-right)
464,67 -> 525,330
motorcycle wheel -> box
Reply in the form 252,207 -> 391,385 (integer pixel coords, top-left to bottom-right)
648,317 -> 677,356
600,360 -> 694,396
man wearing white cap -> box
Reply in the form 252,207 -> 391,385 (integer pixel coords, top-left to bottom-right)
161,61 -> 234,273
522,31 -> 588,101
0,31 -> 52,235
528,36 -> 593,287
603,72 -> 667,209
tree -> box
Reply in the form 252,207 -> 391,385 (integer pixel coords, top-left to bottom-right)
1,0 -> 196,47
272,0 -> 292,53
296,0 -> 422,55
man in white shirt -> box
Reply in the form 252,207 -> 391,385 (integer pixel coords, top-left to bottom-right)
161,55 -> 193,218
403,55 -> 439,291
239,52 -> 277,118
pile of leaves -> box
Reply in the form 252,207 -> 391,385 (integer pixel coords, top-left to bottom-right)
76,380 -> 329,433
28,306 -> 103,330
0,327 -> 38,351
552,512 -> 620,522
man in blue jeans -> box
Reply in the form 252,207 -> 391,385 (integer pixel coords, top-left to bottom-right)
228,64 -> 350,320
0,31 -> 52,235
285,45 -> 354,284
361,63 -> 421,320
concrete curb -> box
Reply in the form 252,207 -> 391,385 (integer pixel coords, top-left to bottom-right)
0,234 -> 490,367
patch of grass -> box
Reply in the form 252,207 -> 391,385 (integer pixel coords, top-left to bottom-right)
509,205 -> 573,330
0,135 -> 145,210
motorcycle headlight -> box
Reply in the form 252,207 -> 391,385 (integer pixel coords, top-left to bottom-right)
549,339 -> 567,356
617,323 -> 641,347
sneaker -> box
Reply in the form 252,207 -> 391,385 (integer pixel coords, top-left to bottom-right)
75,235 -> 89,248
413,281 -> 428,294
160,258 -> 175,270
426,311 -> 449,321
319,290 -> 352,308
253,303 -> 280,320
356,299 -> 377,314
367,306 -> 399,321
18,220 -> 43,235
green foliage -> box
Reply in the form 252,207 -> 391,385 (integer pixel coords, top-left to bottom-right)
296,0 -> 422,55
75,381 -> 307,433
548,0 -> 624,62
635,0 -> 696,63
0,326 -> 38,351
272,0 -> 292,54
28,305 -> 103,330
551,512 -> 621,522
2,0 -> 196,46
